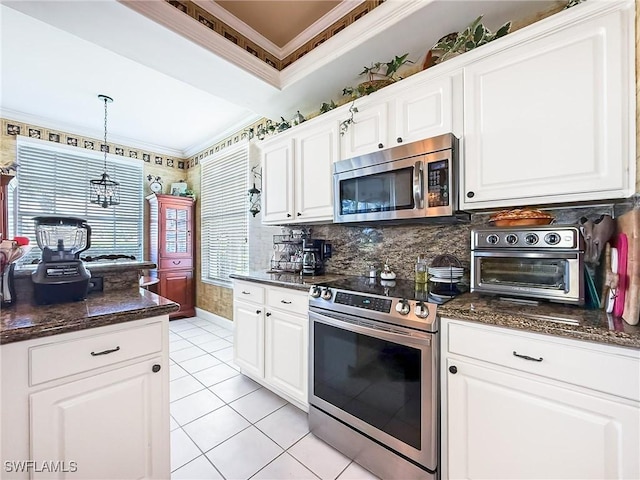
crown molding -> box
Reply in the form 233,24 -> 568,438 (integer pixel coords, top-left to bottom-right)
120,0 -> 280,87
279,0 -> 366,58
2,108 -> 184,158
196,0 -> 282,56
280,0 -> 430,88
183,113 -> 262,158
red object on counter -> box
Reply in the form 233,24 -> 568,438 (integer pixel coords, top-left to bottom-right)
613,233 -> 628,318
13,236 -> 29,246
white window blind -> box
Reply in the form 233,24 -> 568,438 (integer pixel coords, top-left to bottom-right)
15,140 -> 143,264
201,144 -> 249,286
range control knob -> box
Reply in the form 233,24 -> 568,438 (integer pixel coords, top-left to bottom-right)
395,299 -> 410,315
414,301 -> 430,319
505,233 -> 519,245
525,233 -> 539,245
486,234 -> 500,245
545,232 -> 561,245
309,286 -> 321,298
320,287 -> 332,301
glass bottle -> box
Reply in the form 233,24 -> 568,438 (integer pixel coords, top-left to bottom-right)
415,254 -> 427,284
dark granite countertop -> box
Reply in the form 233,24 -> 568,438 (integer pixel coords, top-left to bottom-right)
1,288 -> 179,345
439,292 -> 640,350
230,272 -> 348,292
14,260 -> 156,278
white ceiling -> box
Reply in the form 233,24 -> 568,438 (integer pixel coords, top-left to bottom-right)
0,0 -> 560,158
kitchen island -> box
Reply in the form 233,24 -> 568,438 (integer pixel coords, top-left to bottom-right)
0,261 -> 177,479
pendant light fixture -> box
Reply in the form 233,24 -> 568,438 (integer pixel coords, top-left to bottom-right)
90,94 -> 120,208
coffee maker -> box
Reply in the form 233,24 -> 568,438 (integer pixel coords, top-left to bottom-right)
31,216 -> 92,305
302,239 -> 330,276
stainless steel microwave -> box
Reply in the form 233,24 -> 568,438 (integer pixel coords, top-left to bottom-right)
333,134 -> 463,224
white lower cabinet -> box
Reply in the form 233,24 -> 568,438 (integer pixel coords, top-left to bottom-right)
233,280 -> 309,409
233,299 -> 264,378
265,309 -> 308,402
0,316 -> 170,480
441,318 -> 640,480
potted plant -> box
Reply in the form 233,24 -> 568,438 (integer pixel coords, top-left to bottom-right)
431,16 -> 511,64
343,53 -> 414,99
340,53 -> 414,134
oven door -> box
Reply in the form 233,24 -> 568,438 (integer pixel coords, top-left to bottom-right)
471,251 -> 584,304
309,309 -> 438,471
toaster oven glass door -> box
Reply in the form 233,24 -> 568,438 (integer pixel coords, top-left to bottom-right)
473,251 -> 584,304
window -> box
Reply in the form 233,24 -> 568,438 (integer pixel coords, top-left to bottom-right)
201,143 -> 249,286
15,138 -> 143,264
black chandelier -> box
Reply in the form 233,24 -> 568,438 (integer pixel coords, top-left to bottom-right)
90,94 -> 120,208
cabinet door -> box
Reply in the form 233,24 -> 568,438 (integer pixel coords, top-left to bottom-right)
233,300 -> 264,378
262,139 -> 295,224
446,358 -> 640,480
160,201 -> 192,259
265,310 -> 307,405
159,270 -> 194,317
30,358 -> 168,479
393,74 -> 455,145
462,10 -> 632,209
294,123 -> 337,222
340,100 -> 389,160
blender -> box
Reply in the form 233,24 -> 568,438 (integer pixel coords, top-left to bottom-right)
31,216 -> 92,305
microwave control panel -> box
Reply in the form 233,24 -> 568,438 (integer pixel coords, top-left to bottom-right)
426,159 -> 450,207
472,226 -> 582,250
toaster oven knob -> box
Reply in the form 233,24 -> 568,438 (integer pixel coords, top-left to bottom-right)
544,233 -> 561,245
310,286 -> 321,298
525,233 -> 539,245
395,299 -> 410,315
505,233 -> 519,245
414,301 -> 430,319
486,234 -> 499,245
320,287 -> 332,301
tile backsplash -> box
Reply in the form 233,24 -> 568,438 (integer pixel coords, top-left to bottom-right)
249,201 -> 636,281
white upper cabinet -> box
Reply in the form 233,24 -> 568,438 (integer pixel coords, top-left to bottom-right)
261,120 -> 337,225
340,100 -> 389,159
261,138 -> 295,224
339,70 -> 462,160
294,122 -> 338,222
461,3 -> 635,209
392,72 -> 462,146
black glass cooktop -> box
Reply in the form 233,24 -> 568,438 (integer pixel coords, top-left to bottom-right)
316,276 -> 466,305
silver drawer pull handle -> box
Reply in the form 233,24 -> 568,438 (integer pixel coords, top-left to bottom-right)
91,346 -> 121,356
242,291 -> 250,294
280,300 -> 292,304
513,351 -> 543,362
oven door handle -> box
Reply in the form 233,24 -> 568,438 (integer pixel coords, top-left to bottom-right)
413,161 -> 424,209
472,251 -> 580,259
309,310 -> 431,347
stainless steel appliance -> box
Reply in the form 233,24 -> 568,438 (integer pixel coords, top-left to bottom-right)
31,216 -> 92,305
309,277 -> 453,480
471,225 -> 585,305
334,134 -> 467,224
301,238 -> 330,276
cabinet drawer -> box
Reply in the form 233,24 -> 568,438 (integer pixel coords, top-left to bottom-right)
159,258 -> 193,270
30,321 -> 163,386
267,286 -> 308,316
447,321 -> 640,401
233,281 -> 265,304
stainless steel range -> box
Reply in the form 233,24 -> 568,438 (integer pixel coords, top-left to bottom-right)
308,277 -> 458,480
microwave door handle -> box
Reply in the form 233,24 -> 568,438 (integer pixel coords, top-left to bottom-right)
413,161 -> 424,209
565,259 -> 571,294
